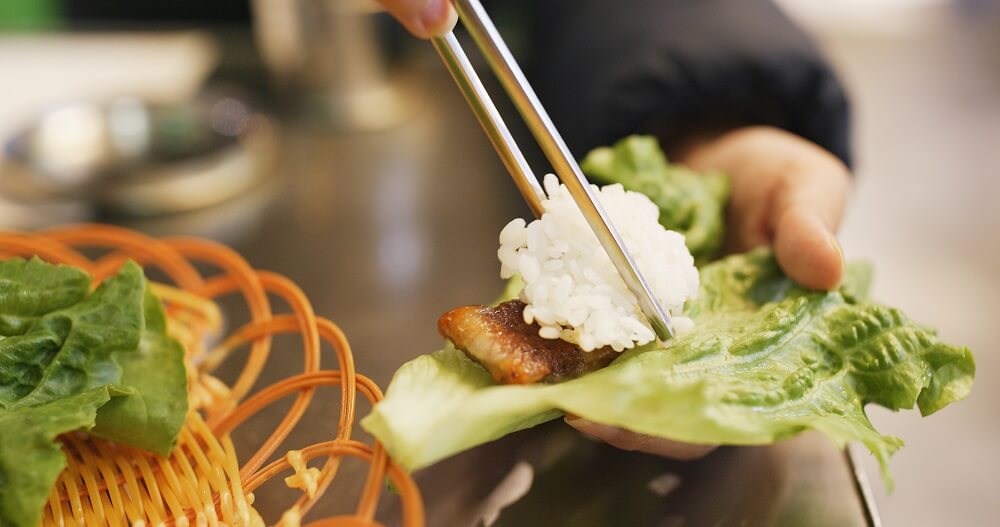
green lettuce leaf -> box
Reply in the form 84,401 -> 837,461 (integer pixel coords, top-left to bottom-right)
0,257 -> 90,337
362,250 -> 974,485
0,258 -> 190,526
0,388 -> 111,527
2,260 -> 145,409
581,135 -> 730,263
91,289 -> 189,455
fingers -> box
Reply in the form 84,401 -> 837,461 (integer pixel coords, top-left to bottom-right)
772,202 -> 845,291
680,126 -> 851,291
376,0 -> 457,39
768,153 -> 850,291
566,417 -> 717,460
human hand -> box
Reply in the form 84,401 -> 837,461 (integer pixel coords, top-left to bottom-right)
682,125 -> 851,290
374,0 -> 457,39
569,126 -> 851,459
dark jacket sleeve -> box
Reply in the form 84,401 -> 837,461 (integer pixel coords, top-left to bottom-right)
521,0 -> 852,166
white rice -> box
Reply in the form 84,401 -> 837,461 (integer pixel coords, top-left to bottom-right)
498,174 -> 698,352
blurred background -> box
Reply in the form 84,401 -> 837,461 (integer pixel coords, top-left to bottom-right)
0,0 -> 996,525
776,1 -> 1000,526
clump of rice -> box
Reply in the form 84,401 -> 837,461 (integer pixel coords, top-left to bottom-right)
498,174 -> 698,352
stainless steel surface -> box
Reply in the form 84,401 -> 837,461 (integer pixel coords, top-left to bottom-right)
448,0 -> 675,339
431,32 -> 544,217
183,65 -> 869,526
845,444 -> 883,527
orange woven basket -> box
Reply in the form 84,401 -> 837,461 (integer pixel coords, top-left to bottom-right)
0,224 -> 424,527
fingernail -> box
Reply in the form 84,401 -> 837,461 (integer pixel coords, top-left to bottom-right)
419,0 -> 457,36
827,230 -> 845,266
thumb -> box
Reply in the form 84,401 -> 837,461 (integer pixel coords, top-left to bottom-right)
764,141 -> 850,291
376,0 -> 458,39
771,201 -> 845,291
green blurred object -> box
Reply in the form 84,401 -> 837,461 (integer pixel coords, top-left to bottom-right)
0,0 -> 61,30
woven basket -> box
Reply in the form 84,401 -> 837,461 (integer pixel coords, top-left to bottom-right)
0,224 -> 423,527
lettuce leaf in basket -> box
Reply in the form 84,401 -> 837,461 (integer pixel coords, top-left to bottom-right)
90,288 -> 189,455
0,388 -> 111,527
361,250 -> 974,484
0,258 -> 189,527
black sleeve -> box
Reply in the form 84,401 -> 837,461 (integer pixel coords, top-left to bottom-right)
521,0 -> 852,166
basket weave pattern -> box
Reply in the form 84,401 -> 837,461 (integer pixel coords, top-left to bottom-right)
0,225 -> 423,527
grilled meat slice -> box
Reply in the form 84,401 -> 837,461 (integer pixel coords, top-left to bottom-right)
437,300 -> 619,384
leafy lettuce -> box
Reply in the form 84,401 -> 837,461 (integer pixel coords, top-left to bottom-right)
581,135 -> 729,262
0,388 -> 110,527
362,251 -> 974,483
0,258 -> 188,527
91,289 -> 189,454
362,136 -> 974,484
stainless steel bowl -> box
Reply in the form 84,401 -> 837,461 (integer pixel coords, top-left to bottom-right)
0,91 -> 277,217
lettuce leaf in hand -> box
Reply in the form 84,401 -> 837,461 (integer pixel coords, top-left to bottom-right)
581,135 -> 730,262
361,250 -> 974,484
0,258 -> 189,527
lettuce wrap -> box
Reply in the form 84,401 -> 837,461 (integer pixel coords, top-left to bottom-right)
361,136 -> 974,486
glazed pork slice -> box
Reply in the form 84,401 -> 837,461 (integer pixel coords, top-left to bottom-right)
437,300 -> 619,384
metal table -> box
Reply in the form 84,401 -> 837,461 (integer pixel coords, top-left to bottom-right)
109,67 -> 870,526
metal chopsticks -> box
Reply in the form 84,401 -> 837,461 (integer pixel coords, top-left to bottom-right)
431,0 -> 675,339
430,33 -> 545,218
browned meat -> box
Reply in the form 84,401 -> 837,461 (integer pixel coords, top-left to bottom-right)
437,300 -> 619,384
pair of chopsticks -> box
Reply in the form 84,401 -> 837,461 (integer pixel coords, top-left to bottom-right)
430,0 -> 675,340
